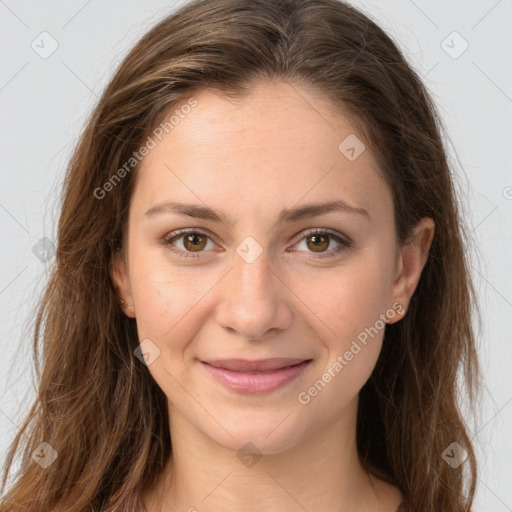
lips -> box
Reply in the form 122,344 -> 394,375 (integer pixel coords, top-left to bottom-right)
200,358 -> 313,394
202,357 -> 310,372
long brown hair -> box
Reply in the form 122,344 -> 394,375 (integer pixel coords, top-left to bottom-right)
0,0 -> 481,510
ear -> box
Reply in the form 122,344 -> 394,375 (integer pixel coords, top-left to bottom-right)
387,217 -> 435,324
110,250 -> 136,318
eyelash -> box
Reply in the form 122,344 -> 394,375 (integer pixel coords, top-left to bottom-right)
160,228 -> 353,260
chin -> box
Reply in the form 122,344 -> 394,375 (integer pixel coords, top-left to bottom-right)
203,416 -> 312,457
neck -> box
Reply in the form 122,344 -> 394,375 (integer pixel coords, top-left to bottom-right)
142,397 -> 402,512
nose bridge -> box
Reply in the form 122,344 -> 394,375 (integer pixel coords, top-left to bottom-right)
235,241 -> 274,297
216,237 -> 292,339
231,236 -> 276,303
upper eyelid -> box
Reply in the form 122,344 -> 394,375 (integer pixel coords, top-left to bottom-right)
164,227 -> 220,245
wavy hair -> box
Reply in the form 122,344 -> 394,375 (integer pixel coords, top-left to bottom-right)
0,0 -> 480,510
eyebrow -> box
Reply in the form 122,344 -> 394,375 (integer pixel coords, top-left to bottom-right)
144,200 -> 370,224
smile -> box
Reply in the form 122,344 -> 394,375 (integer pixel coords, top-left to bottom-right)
200,358 -> 313,394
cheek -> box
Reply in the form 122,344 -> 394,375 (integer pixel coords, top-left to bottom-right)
127,260 -> 213,400
290,255 -> 391,405
130,269 -> 197,340
295,265 -> 388,412
292,256 -> 392,347
128,248 -> 223,355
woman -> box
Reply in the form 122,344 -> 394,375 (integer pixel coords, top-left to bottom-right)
0,0 -> 480,511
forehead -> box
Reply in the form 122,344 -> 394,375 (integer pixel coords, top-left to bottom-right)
132,80 -> 392,225
161,81 -> 356,151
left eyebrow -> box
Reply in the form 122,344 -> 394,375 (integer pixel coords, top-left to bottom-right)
277,200 -> 370,223
144,199 -> 370,225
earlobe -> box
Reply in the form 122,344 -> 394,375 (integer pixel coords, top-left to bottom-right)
387,217 -> 435,323
110,250 -> 136,318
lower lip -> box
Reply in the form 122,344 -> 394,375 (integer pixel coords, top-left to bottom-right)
201,360 -> 312,394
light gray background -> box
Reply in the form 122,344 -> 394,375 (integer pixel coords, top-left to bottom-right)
0,1 -> 511,510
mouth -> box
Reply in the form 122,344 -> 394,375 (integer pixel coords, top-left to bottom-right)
200,358 -> 313,394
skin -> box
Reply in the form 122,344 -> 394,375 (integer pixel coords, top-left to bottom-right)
111,80 -> 434,512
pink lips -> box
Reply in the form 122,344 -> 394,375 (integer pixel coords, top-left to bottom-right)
201,358 -> 312,394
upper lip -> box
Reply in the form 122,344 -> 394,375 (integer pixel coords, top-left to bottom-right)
202,358 -> 311,372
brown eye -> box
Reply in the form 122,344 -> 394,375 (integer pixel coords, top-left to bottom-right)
162,228 -> 351,260
183,232 -> 207,252
306,233 -> 330,252
294,229 -> 352,259
162,229 -> 217,259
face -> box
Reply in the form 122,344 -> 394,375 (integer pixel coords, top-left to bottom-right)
111,80 -> 433,454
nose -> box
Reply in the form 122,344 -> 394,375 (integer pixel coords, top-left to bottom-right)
215,247 -> 293,341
